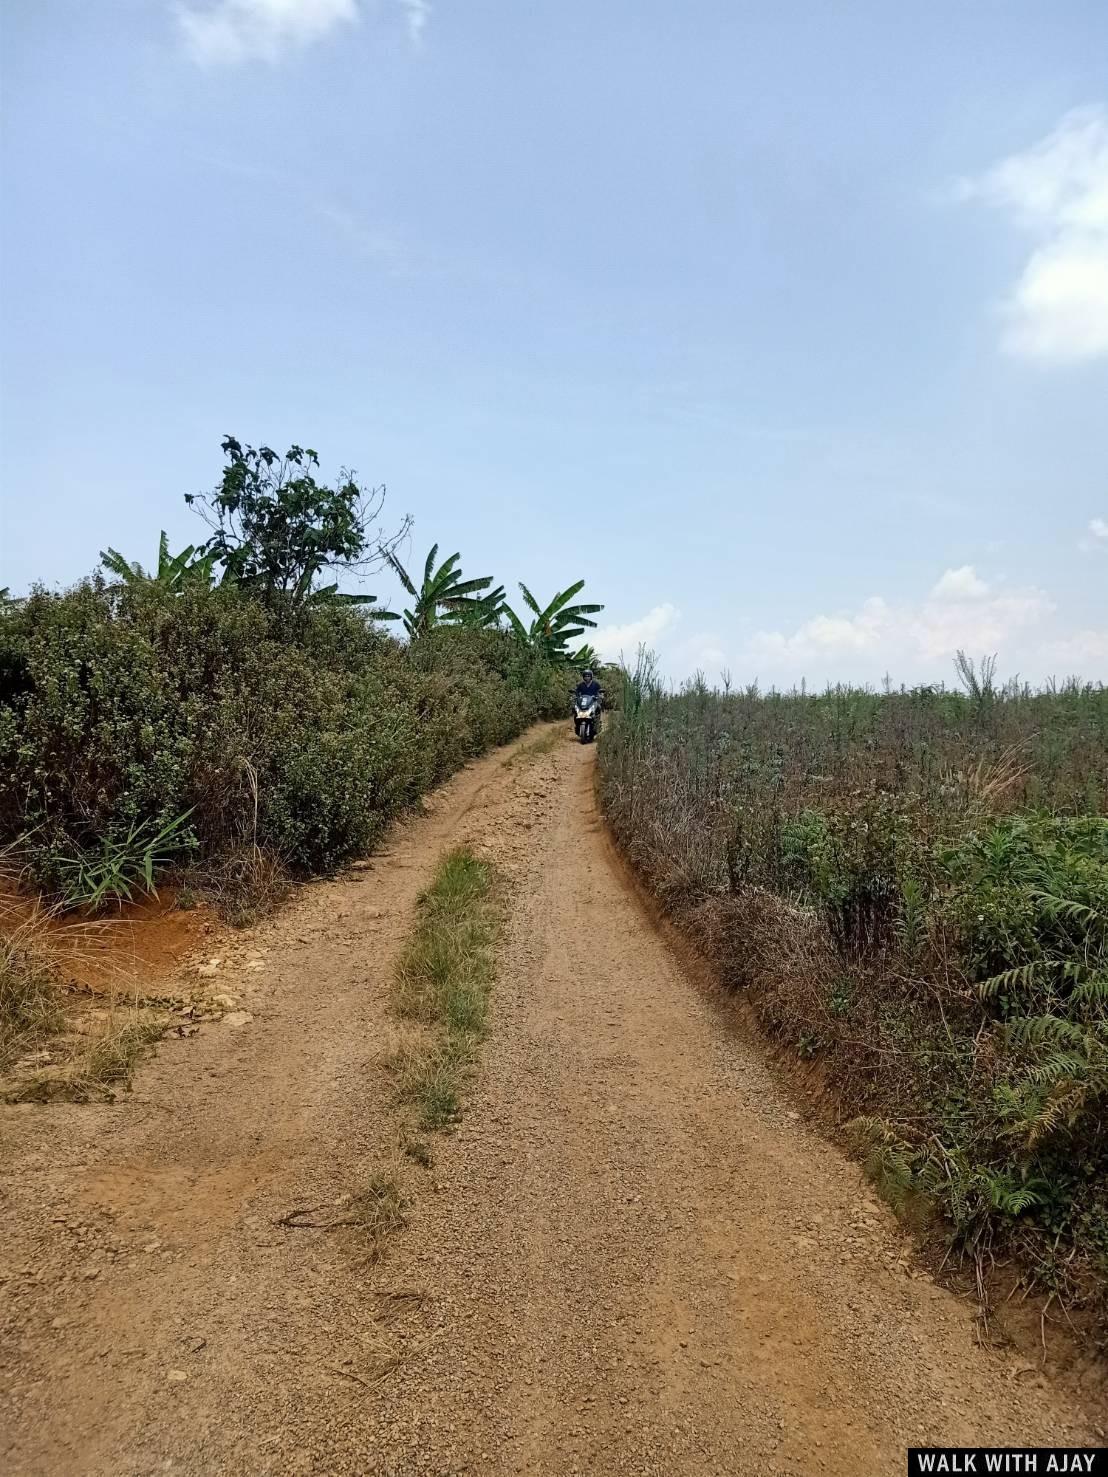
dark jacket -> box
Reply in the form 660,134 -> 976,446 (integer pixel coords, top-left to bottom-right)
575,679 -> 601,699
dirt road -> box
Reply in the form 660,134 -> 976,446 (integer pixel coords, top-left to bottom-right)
1,728 -> 1100,1475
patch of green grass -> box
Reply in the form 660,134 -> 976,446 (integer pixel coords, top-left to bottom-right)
53,810 -> 196,913
392,847 -> 499,1131
503,728 -> 561,767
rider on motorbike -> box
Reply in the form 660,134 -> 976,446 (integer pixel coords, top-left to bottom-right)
572,669 -> 603,742
575,668 -> 602,701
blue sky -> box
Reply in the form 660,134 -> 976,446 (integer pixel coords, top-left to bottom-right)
2,0 -> 1106,685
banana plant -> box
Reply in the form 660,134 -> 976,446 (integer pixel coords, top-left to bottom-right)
448,585 -> 508,629
305,582 -> 400,617
101,532 -> 395,615
101,532 -> 218,593
504,581 -> 603,662
386,545 -> 497,639
569,642 -> 601,669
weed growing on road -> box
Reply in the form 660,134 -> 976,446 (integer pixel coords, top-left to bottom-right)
9,1014 -> 166,1103
348,1174 -> 407,1256
401,1133 -> 434,1168
276,1173 -> 407,1261
392,848 -> 499,1131
502,728 -> 562,767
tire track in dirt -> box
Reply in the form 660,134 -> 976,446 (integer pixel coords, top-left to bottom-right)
0,728 -> 561,1476
0,726 -> 1100,1475
364,734 -> 1100,1475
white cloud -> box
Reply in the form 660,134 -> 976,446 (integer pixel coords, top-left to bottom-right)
594,603 -> 679,663
593,604 -> 734,681
1003,238 -> 1108,362
398,0 -> 430,43
960,106 -> 1108,364
177,0 -> 358,63
176,0 -> 428,63
314,205 -> 410,271
930,564 -> 989,601
674,635 -> 728,674
1079,516 -> 1108,553
594,573 -> 1106,688
744,572 -> 1057,681
1036,628 -> 1108,670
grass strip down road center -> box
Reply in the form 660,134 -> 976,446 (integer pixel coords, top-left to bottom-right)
391,846 -> 500,1134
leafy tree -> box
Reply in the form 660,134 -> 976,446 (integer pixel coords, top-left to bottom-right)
100,531 -> 218,593
386,544 -> 499,638
186,436 -> 408,613
504,581 -> 603,662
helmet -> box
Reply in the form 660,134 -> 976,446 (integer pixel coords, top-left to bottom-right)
583,669 -> 594,681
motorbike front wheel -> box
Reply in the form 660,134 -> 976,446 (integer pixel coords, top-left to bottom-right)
579,721 -> 593,744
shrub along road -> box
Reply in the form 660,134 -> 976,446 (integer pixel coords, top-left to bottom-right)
0,727 -> 1101,1475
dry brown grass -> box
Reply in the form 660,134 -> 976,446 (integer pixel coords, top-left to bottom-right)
1,864 -> 86,1072
10,1014 -> 167,1103
185,845 -> 291,927
277,1171 -> 407,1263
347,1173 -> 407,1252
0,926 -> 61,1070
1,858 -> 169,1101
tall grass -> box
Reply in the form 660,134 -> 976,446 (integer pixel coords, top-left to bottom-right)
600,655 -> 1108,1319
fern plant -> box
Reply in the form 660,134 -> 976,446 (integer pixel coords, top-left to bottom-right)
852,1116 -> 1051,1232
968,824 -> 1108,1152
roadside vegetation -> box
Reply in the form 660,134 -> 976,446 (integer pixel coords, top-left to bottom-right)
600,652 -> 1108,1329
0,436 -> 602,1082
391,847 -> 499,1133
0,876 -> 166,1102
0,908 -> 60,1071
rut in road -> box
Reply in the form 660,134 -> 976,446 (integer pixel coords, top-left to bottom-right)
0,726 -> 1099,1476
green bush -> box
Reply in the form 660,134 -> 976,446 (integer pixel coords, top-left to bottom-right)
778,801 -> 913,952
0,579 -> 565,889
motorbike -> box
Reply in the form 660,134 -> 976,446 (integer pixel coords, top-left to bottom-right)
573,691 -> 601,744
